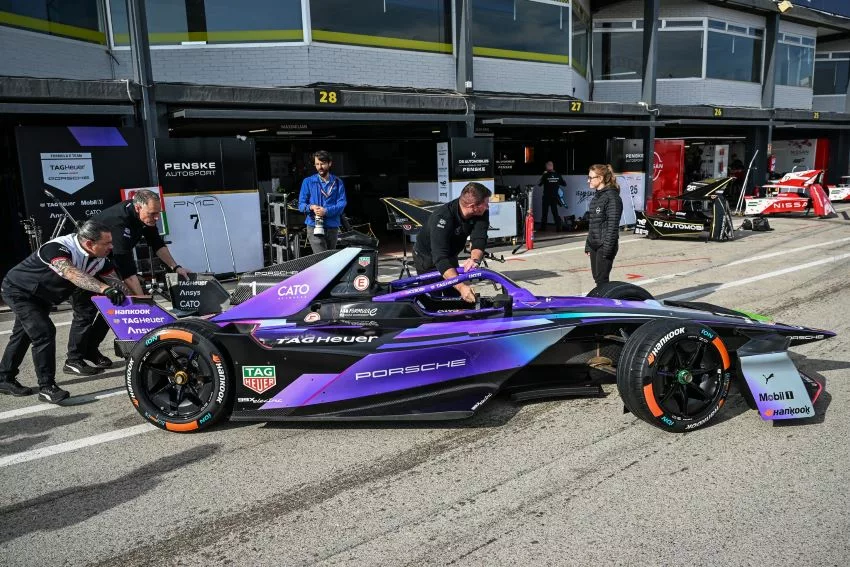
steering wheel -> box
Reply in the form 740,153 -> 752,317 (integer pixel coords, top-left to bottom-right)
474,293 -> 481,310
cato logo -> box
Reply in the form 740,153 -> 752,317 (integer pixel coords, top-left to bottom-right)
277,284 -> 310,298
242,365 -> 277,394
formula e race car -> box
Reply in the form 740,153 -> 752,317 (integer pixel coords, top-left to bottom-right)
634,177 -> 735,241
94,247 -> 834,434
745,170 -> 837,218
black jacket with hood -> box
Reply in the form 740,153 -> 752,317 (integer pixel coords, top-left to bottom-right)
585,186 -> 623,258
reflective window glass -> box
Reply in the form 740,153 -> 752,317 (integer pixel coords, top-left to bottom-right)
657,30 -> 703,78
814,60 -> 850,95
0,0 -> 104,43
311,0 -> 452,53
572,7 -> 589,77
472,0 -> 570,64
707,31 -> 762,82
777,43 -> 814,87
110,0 -> 303,45
592,30 -> 643,80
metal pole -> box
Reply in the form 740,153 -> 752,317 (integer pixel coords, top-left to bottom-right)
203,195 -> 238,276
186,201 -> 212,273
126,0 -> 159,185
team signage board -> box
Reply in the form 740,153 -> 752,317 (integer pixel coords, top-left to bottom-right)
155,138 -> 263,275
15,126 -> 148,236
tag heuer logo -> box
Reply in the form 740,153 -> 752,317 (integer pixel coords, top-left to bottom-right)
242,366 -> 276,394
358,256 -> 371,267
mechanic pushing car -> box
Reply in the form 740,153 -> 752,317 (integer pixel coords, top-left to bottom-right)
0,221 -> 127,403
413,182 -> 490,303
62,189 -> 192,377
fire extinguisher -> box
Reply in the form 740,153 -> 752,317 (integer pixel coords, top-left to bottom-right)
524,185 -> 535,250
768,154 -> 776,174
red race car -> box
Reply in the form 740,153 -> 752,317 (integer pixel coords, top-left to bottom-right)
745,169 -> 837,218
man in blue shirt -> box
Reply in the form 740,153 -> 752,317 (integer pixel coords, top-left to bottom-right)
298,150 -> 348,253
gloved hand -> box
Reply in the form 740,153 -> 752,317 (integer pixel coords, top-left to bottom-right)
104,286 -> 125,306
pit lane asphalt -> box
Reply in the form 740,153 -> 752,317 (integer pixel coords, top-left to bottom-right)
1,206 -> 849,566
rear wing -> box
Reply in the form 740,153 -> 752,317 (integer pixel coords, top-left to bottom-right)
91,296 -> 177,342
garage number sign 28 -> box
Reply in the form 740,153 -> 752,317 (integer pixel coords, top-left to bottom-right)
316,89 -> 343,105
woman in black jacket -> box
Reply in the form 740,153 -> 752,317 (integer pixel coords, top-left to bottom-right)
585,164 -> 624,286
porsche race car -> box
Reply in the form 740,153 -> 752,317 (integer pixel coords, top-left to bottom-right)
95,248 -> 834,434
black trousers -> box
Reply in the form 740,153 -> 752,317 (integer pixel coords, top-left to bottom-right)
67,289 -> 110,362
0,286 -> 57,387
589,247 -> 617,286
540,192 -> 562,230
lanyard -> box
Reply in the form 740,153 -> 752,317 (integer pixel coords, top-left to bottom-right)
319,177 -> 336,199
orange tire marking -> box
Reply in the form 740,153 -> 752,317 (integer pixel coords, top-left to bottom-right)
159,330 -> 194,343
712,337 -> 730,369
165,421 -> 199,432
643,383 -> 664,417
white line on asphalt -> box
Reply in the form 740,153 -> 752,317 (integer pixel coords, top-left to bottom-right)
509,238 -> 642,259
725,235 -> 850,267
0,388 -> 126,421
635,235 -> 850,286
664,252 -> 850,301
0,423 -> 156,468
0,320 -> 72,336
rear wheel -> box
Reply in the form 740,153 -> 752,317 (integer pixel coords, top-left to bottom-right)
587,281 -> 654,301
617,319 -> 731,432
126,320 -> 232,432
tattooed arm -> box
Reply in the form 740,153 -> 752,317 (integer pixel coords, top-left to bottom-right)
100,272 -> 134,297
50,258 -> 111,294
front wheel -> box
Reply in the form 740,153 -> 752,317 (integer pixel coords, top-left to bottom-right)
617,319 -> 731,432
126,321 -> 232,432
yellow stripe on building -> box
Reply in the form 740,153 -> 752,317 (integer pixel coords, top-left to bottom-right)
312,30 -> 453,53
473,46 -> 569,65
0,11 -> 105,44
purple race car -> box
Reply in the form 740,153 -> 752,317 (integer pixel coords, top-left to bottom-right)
93,247 -> 834,433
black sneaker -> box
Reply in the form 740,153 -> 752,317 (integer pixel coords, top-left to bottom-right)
63,359 -> 103,376
38,384 -> 70,404
0,379 -> 34,397
87,352 -> 113,369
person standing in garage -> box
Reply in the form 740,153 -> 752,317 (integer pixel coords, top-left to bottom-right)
585,164 -> 623,286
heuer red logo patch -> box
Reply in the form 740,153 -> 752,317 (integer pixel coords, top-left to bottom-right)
242,366 -> 276,394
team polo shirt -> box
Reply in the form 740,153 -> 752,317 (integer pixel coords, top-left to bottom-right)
2,233 -> 115,304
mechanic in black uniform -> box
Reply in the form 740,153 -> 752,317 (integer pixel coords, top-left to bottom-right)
537,161 -> 567,232
585,164 -> 624,286
63,189 -> 191,376
0,221 -> 126,403
413,182 -> 491,303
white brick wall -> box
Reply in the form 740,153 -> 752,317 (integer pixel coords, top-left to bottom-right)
659,79 -> 762,107
113,43 -> 453,89
775,85 -> 813,109
473,58 -> 585,96
0,26 -> 114,80
813,95 -> 847,112
592,81 -> 640,103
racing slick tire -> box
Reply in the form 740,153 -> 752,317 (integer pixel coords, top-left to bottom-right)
587,281 -> 654,301
126,319 -> 232,433
617,319 -> 732,433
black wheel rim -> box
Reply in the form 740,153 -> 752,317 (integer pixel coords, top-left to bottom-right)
140,343 -> 216,419
652,336 -> 724,419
